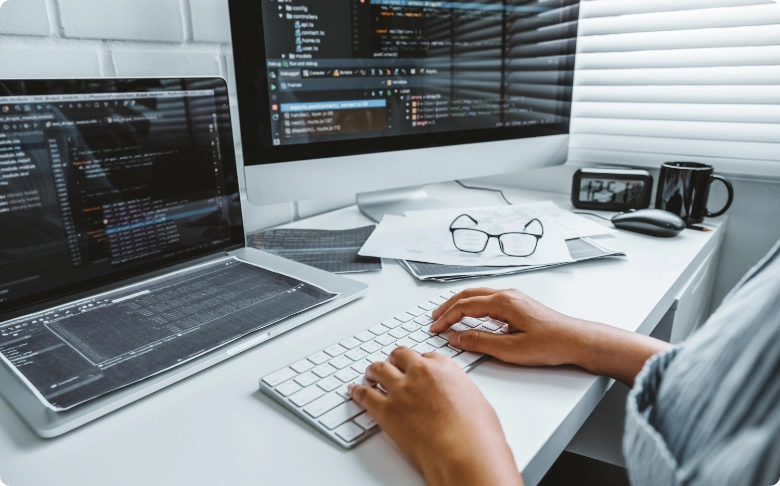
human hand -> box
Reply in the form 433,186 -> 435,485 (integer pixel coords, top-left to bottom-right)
430,288 -> 590,368
348,347 -> 523,486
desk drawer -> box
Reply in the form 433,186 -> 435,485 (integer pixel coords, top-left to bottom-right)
671,246 -> 719,344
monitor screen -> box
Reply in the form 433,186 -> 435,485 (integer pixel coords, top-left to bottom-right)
0,78 -> 243,315
230,0 -> 579,164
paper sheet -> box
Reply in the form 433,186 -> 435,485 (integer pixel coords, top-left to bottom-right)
399,237 -> 625,281
405,201 -> 616,240
359,212 -> 574,267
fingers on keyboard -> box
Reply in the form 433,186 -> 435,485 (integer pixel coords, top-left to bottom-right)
261,292 -> 486,447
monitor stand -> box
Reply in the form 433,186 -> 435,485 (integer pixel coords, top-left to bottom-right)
356,185 -> 452,222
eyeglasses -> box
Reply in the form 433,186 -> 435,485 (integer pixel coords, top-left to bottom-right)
449,214 -> 544,257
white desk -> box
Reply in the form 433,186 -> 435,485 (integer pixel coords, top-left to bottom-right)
0,185 -> 725,486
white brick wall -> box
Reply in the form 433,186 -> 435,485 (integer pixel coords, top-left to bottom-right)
0,0 -> 351,231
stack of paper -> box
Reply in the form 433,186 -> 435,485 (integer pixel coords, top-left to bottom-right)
358,201 -> 625,282
398,238 -> 624,282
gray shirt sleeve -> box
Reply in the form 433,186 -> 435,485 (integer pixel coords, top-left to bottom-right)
623,240 -> 780,486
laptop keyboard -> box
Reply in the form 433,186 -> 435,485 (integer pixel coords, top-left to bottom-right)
259,290 -> 509,449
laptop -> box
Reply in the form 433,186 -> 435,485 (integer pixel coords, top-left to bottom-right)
0,78 -> 367,438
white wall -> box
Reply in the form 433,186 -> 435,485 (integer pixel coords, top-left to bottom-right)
0,0 -> 352,232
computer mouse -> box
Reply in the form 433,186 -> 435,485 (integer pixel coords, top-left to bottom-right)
611,209 -> 686,238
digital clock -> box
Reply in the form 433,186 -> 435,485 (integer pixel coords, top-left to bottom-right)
571,167 -> 654,212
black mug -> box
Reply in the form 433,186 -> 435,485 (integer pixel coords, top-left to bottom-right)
655,162 -> 734,226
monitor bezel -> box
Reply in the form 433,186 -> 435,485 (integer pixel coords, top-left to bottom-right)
228,0 -> 577,166
0,77 -> 245,317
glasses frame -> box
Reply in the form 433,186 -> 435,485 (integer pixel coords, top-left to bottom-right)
449,214 -> 544,257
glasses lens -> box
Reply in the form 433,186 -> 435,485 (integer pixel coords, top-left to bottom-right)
499,234 -> 538,256
453,229 -> 489,253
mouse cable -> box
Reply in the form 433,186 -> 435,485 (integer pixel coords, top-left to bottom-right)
454,180 -> 513,205
572,211 -> 613,221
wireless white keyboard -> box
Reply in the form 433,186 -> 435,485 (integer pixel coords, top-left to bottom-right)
259,290 -> 509,449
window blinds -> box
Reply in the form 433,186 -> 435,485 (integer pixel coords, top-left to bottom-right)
569,0 -> 780,177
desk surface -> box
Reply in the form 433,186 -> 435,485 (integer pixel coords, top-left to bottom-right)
0,185 -> 725,486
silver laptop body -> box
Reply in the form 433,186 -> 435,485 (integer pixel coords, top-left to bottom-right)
0,78 -> 367,437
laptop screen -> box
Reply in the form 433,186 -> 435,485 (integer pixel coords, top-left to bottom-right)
0,78 -> 243,315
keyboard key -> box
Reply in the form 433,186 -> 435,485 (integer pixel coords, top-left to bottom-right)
290,359 -> 314,373
451,323 -> 470,332
360,340 -> 383,353
412,342 -> 436,354
381,344 -> 397,355
394,312 -> 415,323
375,334 -> 395,346
430,296 -> 447,305
439,330 -> 454,340
352,374 -> 371,387
345,348 -> 368,361
401,322 -> 419,332
366,352 -> 385,363
382,318 -> 402,329
414,315 -> 434,325
290,386 -> 325,407
263,367 -> 297,387
330,355 -> 354,369
324,344 -> 347,357
276,381 -> 302,397
304,393 -> 345,418
355,412 -> 379,431
480,320 -> 502,331
318,376 -> 342,392
320,401 -> 366,430
369,324 -> 390,335
406,307 -> 425,317
434,346 -> 459,358
336,384 -> 352,399
395,337 -> 417,349
389,328 -> 408,339
340,337 -> 362,350
453,351 -> 483,368
350,359 -> 371,374
499,324 -> 509,334
462,317 -> 482,328
426,336 -> 448,348
308,351 -> 331,365
418,301 -> 438,311
354,330 -> 375,342
420,327 -> 436,336
294,371 -> 319,387
335,422 -> 364,442
409,330 -> 429,343
335,368 -> 360,383
312,363 -> 338,378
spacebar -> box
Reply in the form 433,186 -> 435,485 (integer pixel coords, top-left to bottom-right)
319,401 -> 365,430
453,351 -> 483,368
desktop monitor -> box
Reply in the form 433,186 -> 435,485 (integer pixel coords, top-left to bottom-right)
229,0 -> 579,220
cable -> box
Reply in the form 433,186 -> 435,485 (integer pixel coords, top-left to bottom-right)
572,211 -> 613,221
455,180 -> 513,205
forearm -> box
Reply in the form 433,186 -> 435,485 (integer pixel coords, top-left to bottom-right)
571,320 -> 673,387
424,451 -> 524,486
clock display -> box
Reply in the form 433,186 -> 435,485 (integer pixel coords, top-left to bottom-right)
571,168 -> 654,211
580,179 -> 647,206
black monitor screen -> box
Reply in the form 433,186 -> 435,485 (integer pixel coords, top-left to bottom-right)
0,78 -> 243,315
229,0 -> 579,164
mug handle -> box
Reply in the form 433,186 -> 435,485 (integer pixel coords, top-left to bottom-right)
706,175 -> 734,218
